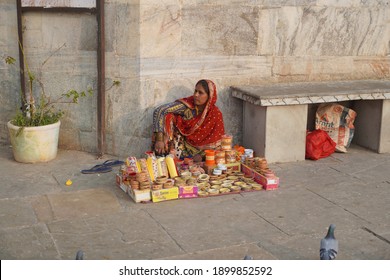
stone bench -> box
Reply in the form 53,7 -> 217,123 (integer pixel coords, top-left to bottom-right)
231,80 -> 390,163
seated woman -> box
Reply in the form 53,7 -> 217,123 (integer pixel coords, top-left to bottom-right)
152,79 -> 225,160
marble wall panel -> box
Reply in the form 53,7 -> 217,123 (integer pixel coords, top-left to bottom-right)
105,2 -> 140,56
180,1 -> 317,7
258,8 -> 278,55
317,0 -> 390,7
272,56 -> 390,81
357,8 -> 390,56
181,4 -> 259,56
140,0 -> 179,5
269,6 -> 390,56
353,57 -> 390,79
141,78 -> 193,108
108,0 -> 139,4
139,56 -> 271,79
142,0 -> 260,5
273,56 -> 354,80
139,5 -> 181,57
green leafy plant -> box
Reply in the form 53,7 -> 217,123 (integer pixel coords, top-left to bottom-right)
4,42 -> 93,128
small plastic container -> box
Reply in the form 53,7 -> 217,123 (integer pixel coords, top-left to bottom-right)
205,150 -> 216,166
225,150 -> 236,163
217,163 -> 227,170
221,134 -> 233,146
221,135 -> 233,151
244,149 -> 254,158
215,150 -> 226,164
213,168 -> 222,175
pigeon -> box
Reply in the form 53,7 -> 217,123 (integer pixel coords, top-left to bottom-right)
75,250 -> 84,260
320,224 -> 338,260
243,255 -> 253,260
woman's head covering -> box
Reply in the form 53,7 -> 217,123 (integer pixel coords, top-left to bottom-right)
174,79 -> 225,148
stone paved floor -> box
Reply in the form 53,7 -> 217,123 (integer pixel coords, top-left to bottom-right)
0,144 -> 389,260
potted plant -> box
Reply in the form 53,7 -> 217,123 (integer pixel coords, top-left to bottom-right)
4,43 -> 93,163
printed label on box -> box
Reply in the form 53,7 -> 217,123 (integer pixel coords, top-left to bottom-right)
152,187 -> 179,203
241,164 -> 279,190
179,185 -> 198,198
225,162 -> 241,171
267,179 -> 277,185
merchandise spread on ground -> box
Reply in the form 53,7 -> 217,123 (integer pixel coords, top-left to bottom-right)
114,142 -> 279,203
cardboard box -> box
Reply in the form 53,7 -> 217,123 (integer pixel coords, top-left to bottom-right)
116,173 -> 122,187
179,185 -> 198,198
118,181 -> 128,193
128,187 -> 152,203
152,187 -> 179,203
241,164 -> 279,190
225,162 -> 241,172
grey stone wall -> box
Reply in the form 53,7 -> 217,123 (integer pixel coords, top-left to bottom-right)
0,0 -> 20,145
25,12 -> 98,153
1,0 -> 389,158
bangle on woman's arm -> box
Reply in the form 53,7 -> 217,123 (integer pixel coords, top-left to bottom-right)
156,132 -> 164,141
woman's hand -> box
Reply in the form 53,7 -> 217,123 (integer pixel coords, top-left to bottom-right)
154,140 -> 166,155
193,154 -> 203,163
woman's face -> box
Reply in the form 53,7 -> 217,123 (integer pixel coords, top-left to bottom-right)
193,84 -> 209,106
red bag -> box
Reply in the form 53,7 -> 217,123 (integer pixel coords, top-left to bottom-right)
305,129 -> 336,160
